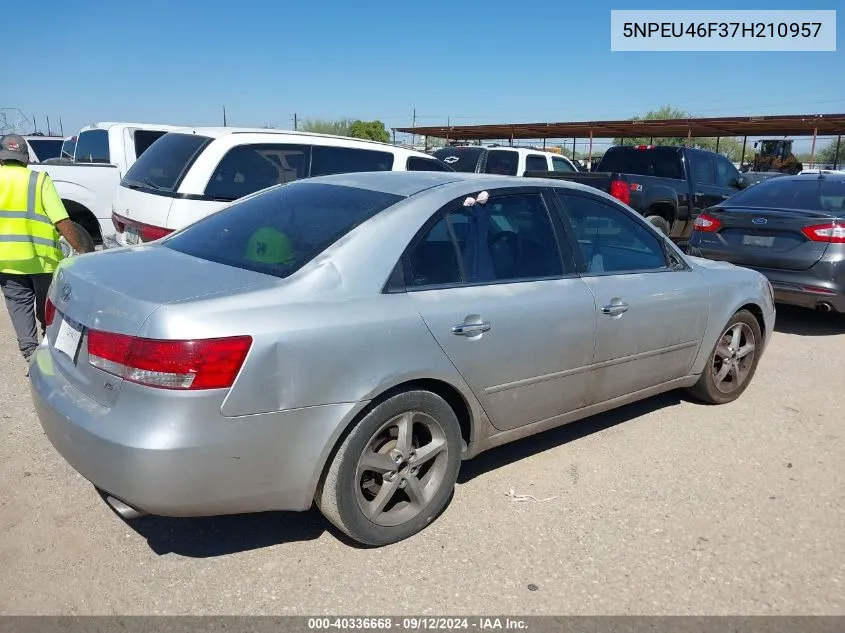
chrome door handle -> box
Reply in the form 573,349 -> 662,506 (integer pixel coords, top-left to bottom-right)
451,322 -> 491,335
602,303 -> 629,317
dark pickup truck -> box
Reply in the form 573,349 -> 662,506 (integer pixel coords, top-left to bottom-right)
525,145 -> 751,243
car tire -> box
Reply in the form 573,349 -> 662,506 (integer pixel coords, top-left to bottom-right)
686,310 -> 763,405
59,221 -> 96,257
316,390 -> 462,546
645,215 -> 671,235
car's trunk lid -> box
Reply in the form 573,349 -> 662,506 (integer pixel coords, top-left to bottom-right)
46,245 -> 276,406
697,205 -> 838,271
112,184 -> 174,246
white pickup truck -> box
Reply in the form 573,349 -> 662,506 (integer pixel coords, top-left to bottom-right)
28,122 -> 181,246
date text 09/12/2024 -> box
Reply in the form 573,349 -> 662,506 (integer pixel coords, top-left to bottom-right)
307,618 -> 529,631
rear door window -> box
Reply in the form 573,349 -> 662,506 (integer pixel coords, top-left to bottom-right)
122,132 -> 212,193
310,146 -> 394,177
598,147 -> 683,180
406,156 -> 452,172
484,150 -> 519,176
74,129 -> 110,164
133,130 -> 169,159
204,143 -> 311,201
164,182 -> 403,278
525,154 -> 548,172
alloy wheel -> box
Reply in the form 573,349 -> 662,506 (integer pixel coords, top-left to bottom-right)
354,411 -> 449,527
711,322 -> 756,394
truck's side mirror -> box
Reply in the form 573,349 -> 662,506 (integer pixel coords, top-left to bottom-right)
732,175 -> 746,188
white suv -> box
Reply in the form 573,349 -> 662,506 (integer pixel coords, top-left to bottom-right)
433,145 -> 579,176
110,127 -> 452,247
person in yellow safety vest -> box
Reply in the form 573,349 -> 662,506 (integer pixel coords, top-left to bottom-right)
0,134 -> 92,363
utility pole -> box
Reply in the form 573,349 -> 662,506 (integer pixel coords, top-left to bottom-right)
223,105 -> 227,127
294,113 -> 297,130
47,115 -> 51,136
59,117 -> 64,136
412,108 -> 416,147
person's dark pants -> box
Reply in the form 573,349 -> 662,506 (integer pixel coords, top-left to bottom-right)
0,272 -> 53,360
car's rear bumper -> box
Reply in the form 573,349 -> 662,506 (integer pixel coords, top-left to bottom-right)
688,245 -> 845,313
29,344 -> 361,517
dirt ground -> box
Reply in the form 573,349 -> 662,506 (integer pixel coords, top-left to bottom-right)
0,305 -> 843,615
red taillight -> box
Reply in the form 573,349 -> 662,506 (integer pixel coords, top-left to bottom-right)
138,223 -> 174,242
87,331 -> 252,390
45,297 -> 56,327
609,180 -> 631,205
634,145 -> 655,150
694,213 -> 722,232
801,222 -> 845,243
111,212 -> 124,233
111,212 -> 174,243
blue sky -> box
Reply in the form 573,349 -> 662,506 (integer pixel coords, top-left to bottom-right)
9,0 -> 844,152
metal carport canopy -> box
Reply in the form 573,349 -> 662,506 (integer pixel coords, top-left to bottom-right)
393,113 -> 845,140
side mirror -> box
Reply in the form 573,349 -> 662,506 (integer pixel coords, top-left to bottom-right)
732,175 -> 746,188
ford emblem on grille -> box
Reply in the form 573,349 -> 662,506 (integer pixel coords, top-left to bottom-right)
752,217 -> 768,225
60,284 -> 72,302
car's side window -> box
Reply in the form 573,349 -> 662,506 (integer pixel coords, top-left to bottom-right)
405,193 -> 568,289
525,154 -> 548,172
689,151 -> 716,185
715,155 -> 741,188
558,193 -> 668,274
205,143 -> 311,201
484,150 -> 519,176
552,156 -> 575,172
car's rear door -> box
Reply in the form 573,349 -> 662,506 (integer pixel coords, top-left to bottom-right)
402,187 -> 598,431
552,189 -> 710,405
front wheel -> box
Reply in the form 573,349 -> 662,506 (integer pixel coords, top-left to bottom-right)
686,310 -> 762,405
316,390 -> 463,546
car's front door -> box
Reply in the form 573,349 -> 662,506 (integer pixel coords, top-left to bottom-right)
403,189 -> 598,431
553,189 -> 710,405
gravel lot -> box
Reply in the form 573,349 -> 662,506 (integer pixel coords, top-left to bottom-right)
0,305 -> 843,615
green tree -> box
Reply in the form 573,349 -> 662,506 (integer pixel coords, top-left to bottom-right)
614,104 -> 746,162
348,120 -> 391,143
298,118 -> 354,136
816,140 -> 843,166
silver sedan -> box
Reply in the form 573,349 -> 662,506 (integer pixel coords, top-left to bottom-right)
30,171 -> 776,546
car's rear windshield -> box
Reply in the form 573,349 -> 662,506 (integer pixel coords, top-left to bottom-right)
726,177 -> 845,212
122,133 -> 212,192
27,139 -> 64,161
432,147 -> 485,173
598,147 -> 683,180
164,182 -> 404,278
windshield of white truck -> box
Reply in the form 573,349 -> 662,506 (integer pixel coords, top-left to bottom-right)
122,133 -> 212,193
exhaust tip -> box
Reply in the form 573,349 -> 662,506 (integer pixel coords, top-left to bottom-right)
816,302 -> 834,313
104,494 -> 147,520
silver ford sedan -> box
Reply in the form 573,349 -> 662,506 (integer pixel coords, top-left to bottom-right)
30,171 -> 775,546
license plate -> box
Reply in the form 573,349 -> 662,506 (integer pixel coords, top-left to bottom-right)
124,226 -> 140,245
54,314 -> 83,362
742,235 -> 775,247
